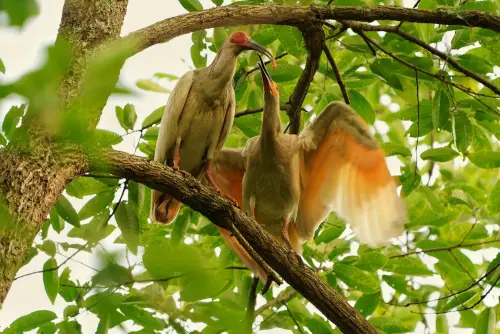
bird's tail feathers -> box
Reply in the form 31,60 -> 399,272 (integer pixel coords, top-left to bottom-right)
150,190 -> 182,224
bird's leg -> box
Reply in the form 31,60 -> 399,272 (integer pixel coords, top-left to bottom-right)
281,219 -> 303,264
205,161 -> 240,208
172,138 -> 191,176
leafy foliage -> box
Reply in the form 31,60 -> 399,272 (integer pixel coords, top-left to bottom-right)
1,0 -> 500,333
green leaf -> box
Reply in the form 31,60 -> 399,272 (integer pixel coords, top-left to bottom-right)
383,257 -> 432,276
2,104 -> 25,140
273,26 -> 304,58
39,240 -> 56,257
136,79 -> 170,93
472,124 -> 492,151
120,305 -> 164,330
115,201 -> 140,255
115,104 -> 138,131
153,73 -> 178,80
348,90 -> 375,124
6,310 -> 56,333
143,127 -> 159,141
370,59 -> 403,91
305,317 -> 332,334
0,133 -> 6,146
252,26 -> 277,46
467,151 -> 500,168
382,275 -> 415,297
265,63 -> 302,82
211,0 -> 224,6
172,208 -> 191,245
191,30 -> 207,68
400,166 -> 421,197
179,0 -> 203,11
332,263 -> 380,293
49,208 -> 64,233
453,111 -> 472,153
234,113 -> 261,138
314,222 -> 346,244
456,54 -> 493,74
59,268 -> 78,302
63,305 -> 80,319
66,177 -> 117,199
354,293 -> 379,317
370,316 -> 412,333
485,253 -> 500,287
355,252 -> 388,272
488,179 -> 500,215
43,258 -> 59,304
420,147 -> 459,162
0,58 -> 5,73
439,290 -> 478,312
55,194 -> 80,227
78,191 -> 114,220
381,142 -> 411,157
476,307 -> 496,334
213,27 -> 228,49
417,186 -> 444,213
432,88 -> 450,131
142,105 -> 164,128
93,129 -> 123,147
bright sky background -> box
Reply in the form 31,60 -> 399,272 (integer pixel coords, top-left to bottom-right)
0,1 -> 498,333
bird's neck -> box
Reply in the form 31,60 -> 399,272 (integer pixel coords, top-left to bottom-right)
261,93 -> 281,145
207,47 -> 239,91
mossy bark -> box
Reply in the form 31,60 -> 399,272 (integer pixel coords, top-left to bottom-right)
0,0 -> 128,304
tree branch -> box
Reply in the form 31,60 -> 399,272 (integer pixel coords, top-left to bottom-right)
389,239 -> 500,258
286,24 -> 324,134
89,149 -> 378,334
323,45 -> 350,104
122,5 -> 500,57
341,21 -> 500,96
255,288 -> 298,316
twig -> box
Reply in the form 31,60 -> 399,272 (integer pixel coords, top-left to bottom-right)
357,30 -> 500,117
415,69 -> 420,177
255,288 -> 298,315
15,180 -> 129,281
245,277 -> 260,333
389,239 -> 500,258
284,302 -> 304,334
342,21 -> 500,96
351,28 -> 376,56
323,45 -> 350,104
396,0 -> 422,29
387,262 -> 500,308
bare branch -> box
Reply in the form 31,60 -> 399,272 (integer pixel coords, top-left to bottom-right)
389,240 -> 500,258
286,25 -> 324,134
122,5 -> 500,57
323,45 -> 350,104
89,149 -> 378,333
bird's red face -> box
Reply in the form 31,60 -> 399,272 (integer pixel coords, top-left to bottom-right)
229,31 -> 276,67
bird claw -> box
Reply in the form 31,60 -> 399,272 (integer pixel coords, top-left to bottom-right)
172,165 -> 191,177
219,191 -> 241,208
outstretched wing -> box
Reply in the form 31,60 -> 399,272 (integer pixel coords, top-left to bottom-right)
296,101 -> 406,248
209,147 -> 247,206
151,71 -> 194,224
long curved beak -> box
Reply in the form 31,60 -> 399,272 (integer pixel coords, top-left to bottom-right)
245,39 -> 276,68
258,54 -> 279,97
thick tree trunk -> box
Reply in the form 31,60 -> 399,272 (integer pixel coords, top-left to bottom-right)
0,143 -> 87,304
0,0 -> 128,304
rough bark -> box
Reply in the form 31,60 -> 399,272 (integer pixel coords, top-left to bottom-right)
0,0 -> 128,304
286,24 -> 324,134
56,0 -> 129,128
123,4 -> 500,57
0,143 -> 88,304
91,149 -> 378,334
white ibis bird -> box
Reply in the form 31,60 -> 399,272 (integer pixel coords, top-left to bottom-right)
151,31 -> 274,224
211,57 -> 406,282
